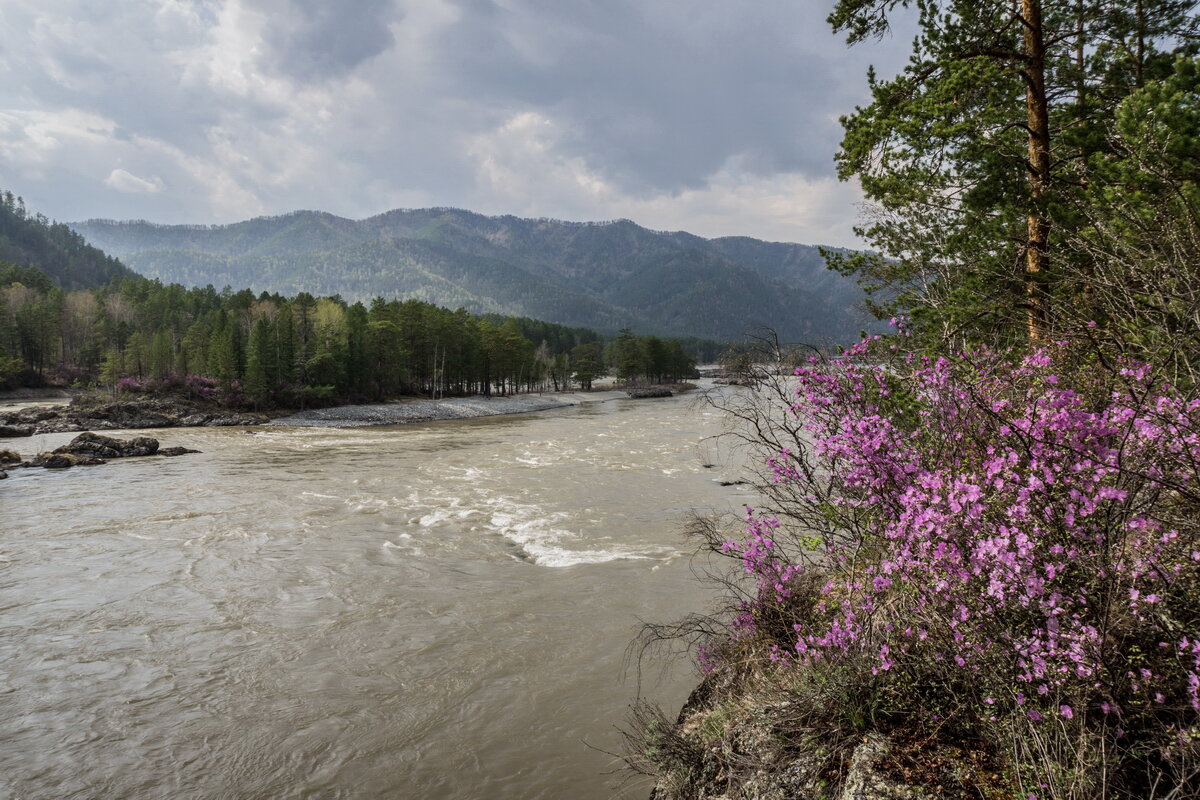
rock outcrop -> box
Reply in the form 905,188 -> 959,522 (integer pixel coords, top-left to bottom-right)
644,668 -> 975,800
4,432 -> 200,472
54,431 -> 159,458
32,452 -> 107,469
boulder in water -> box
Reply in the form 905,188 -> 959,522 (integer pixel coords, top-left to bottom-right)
0,424 -> 33,438
0,449 -> 21,464
159,446 -> 201,457
33,452 -> 106,469
54,431 -> 159,459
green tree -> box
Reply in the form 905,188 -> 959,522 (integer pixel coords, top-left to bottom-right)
571,342 -> 602,390
274,303 -> 297,386
147,327 -> 173,381
207,313 -> 238,388
828,0 -> 1199,346
610,328 -> 645,384
244,317 -> 275,406
98,346 -> 123,394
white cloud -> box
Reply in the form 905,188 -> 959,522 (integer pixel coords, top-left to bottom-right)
466,112 -> 864,247
104,168 -> 165,194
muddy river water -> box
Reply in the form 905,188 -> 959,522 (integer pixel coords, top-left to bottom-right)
0,389 -> 755,799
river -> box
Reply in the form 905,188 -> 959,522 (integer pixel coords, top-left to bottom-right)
0,389 -> 754,799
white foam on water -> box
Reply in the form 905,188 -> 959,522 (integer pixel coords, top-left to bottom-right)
348,496 -> 394,514
481,497 -> 675,568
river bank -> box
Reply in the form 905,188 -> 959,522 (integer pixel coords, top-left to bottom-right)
0,386 -> 687,436
269,390 -> 629,428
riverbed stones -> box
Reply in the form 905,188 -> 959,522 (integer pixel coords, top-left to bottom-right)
0,424 -> 33,437
207,413 -> 267,426
0,449 -> 20,464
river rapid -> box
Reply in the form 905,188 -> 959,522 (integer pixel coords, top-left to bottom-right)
0,389 -> 754,799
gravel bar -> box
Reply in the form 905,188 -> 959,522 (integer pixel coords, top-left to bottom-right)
269,393 -> 619,428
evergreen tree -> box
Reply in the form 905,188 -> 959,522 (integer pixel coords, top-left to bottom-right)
610,328 -> 645,384
148,327 -> 173,381
207,313 -> 238,388
244,317 -> 274,406
828,0 -> 1199,346
274,303 -> 297,387
571,342 -> 602,390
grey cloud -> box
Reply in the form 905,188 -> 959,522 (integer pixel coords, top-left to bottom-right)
258,0 -> 398,80
422,0 -> 874,192
0,0 -> 911,243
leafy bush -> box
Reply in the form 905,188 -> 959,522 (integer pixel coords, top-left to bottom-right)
705,332 -> 1200,798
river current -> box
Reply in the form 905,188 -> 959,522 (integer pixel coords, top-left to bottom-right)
0,389 -> 754,799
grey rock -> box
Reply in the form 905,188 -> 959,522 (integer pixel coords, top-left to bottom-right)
34,418 -> 114,434
159,447 -> 201,457
205,413 -> 267,426
33,452 -> 107,469
54,432 -> 159,459
839,735 -> 923,800
0,424 -> 33,437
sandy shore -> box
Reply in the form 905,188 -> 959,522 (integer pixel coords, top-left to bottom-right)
269,390 -> 628,428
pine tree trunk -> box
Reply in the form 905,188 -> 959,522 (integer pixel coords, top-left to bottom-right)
1022,0 -> 1052,342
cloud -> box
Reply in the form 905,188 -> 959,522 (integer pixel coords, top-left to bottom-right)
0,0 -> 911,244
104,168 -> 165,195
465,110 -> 865,245
256,0 -> 398,80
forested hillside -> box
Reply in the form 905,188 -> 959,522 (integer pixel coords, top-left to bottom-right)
0,191 -> 134,290
0,258 -> 700,401
73,210 -> 870,343
0,201 -> 704,399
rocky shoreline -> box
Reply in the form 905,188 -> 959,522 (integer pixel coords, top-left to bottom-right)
0,397 -> 269,437
0,384 -> 689,438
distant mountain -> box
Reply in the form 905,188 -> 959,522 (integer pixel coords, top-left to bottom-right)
0,191 -> 135,290
72,208 -> 871,342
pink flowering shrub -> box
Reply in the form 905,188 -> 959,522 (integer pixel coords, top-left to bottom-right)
715,336 -> 1200,794
116,376 -> 147,394
182,374 -> 219,401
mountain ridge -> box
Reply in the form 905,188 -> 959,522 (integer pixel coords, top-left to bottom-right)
72,208 -> 870,342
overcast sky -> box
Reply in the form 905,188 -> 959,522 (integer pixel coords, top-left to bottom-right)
0,0 -> 909,246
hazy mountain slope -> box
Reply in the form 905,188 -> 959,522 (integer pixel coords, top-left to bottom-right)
0,193 -> 135,290
74,209 -> 872,341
